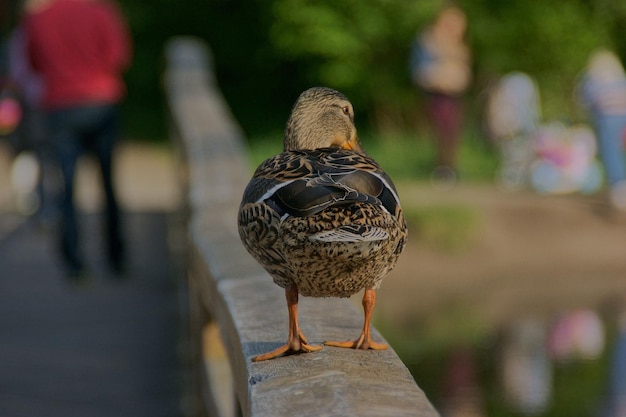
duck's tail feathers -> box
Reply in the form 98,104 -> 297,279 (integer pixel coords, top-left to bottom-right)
309,225 -> 389,243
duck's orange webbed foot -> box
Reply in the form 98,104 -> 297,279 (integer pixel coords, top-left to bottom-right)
324,288 -> 388,351
252,331 -> 322,362
253,286 -> 323,362
324,333 -> 388,350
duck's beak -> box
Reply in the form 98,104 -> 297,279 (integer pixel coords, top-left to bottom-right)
342,136 -> 362,152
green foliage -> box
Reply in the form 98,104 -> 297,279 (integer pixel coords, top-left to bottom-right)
247,131 -> 499,182
114,0 -> 626,151
403,203 -> 482,252
269,0 -> 441,129
264,0 -> 626,128
464,0 -> 617,120
118,0 -> 213,141
245,131 -> 283,169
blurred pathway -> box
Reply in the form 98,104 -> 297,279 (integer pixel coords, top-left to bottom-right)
0,141 -> 184,417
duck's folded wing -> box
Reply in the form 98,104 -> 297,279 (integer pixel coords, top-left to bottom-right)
240,149 -> 402,218
272,172 -> 381,217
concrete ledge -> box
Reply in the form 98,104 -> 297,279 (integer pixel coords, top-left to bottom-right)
165,36 -> 438,417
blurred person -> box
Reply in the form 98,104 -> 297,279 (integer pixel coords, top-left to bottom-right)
578,49 -> 626,211
24,0 -> 132,281
485,72 -> 541,190
7,24 -> 42,128
485,72 -> 541,143
6,20 -> 58,220
0,29 -> 25,139
410,5 -> 472,183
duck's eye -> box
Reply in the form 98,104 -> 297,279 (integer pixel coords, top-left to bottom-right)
342,106 -> 350,116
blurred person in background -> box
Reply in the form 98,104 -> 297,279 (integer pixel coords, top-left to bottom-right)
484,72 -> 541,190
24,0 -> 132,282
410,5 -> 472,183
6,14 -> 58,222
578,49 -> 626,211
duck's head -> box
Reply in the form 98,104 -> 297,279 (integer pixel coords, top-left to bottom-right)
284,87 -> 362,152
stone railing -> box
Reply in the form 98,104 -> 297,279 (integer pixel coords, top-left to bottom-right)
165,36 -> 438,417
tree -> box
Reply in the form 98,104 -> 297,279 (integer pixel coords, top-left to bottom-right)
113,0 -> 626,139
269,0 -> 440,132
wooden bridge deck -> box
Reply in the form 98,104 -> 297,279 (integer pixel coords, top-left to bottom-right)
0,212 -> 183,417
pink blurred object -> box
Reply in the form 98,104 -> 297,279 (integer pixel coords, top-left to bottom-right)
548,309 -> 605,362
0,96 -> 22,134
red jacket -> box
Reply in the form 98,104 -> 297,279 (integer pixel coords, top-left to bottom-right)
25,0 -> 132,109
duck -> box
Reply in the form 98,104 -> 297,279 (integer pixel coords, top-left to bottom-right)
238,86 -> 407,361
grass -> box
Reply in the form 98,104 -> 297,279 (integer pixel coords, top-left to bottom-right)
403,203 -> 482,253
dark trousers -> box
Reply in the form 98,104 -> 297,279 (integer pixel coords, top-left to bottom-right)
47,103 -> 124,272
426,92 -> 464,169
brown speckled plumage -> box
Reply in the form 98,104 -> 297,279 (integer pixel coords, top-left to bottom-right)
237,87 -> 407,361
239,150 -> 406,297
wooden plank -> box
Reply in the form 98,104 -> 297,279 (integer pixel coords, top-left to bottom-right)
166,36 -> 439,417
0,213 -> 181,416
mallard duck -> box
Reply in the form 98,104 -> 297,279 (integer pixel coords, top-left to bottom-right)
238,87 -> 407,361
